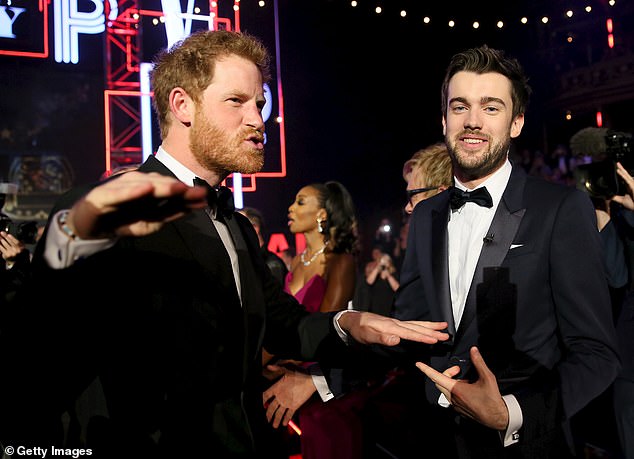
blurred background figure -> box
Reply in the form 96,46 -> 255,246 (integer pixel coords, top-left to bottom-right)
391,142 -> 453,270
355,142 -> 453,318
355,245 -> 399,317
372,218 -> 397,262
359,142 -> 454,457
240,206 -> 288,286
402,142 -> 453,216
0,230 -> 33,307
263,180 -> 363,459
0,183 -> 41,308
570,158 -> 634,459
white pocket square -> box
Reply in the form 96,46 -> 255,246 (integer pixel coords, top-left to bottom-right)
510,244 -> 524,250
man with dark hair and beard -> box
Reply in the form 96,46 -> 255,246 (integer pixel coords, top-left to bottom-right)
393,45 -> 620,458
0,30 -> 450,458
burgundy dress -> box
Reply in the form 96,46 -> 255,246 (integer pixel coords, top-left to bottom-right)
284,272 -> 327,313
284,271 -> 367,459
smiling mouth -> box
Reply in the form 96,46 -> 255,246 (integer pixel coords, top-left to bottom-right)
462,138 -> 485,144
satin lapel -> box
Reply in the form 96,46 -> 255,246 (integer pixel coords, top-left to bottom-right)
455,166 -> 527,343
430,202 -> 455,336
138,154 -> 171,175
224,214 -> 266,376
137,156 -> 240,303
139,156 -> 262,375
174,209 -> 241,309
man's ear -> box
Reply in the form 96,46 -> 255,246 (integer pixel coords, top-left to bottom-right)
169,87 -> 193,127
510,113 -> 525,139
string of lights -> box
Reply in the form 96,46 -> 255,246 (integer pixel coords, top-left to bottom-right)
339,0 -> 620,31
242,0 -> 629,51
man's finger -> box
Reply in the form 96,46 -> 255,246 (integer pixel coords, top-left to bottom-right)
443,365 -> 462,379
386,321 -> 450,345
415,361 -> 456,391
469,346 -> 493,379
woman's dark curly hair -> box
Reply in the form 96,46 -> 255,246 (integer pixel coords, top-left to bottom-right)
309,181 -> 360,255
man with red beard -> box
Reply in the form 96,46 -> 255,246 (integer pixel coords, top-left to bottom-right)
0,30 -> 450,458
394,46 -> 620,458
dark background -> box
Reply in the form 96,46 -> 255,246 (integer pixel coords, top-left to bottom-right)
1,0 -> 633,258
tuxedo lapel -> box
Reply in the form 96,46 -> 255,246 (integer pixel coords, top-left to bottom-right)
137,156 -> 263,379
430,201 -> 455,336
223,214 -> 266,370
138,156 -> 240,306
175,211 -> 240,307
455,166 -> 527,343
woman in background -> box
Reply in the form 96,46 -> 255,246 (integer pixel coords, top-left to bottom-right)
263,180 -> 362,459
285,181 -> 358,313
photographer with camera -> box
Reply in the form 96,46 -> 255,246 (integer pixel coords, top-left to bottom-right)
361,246 -> 400,317
569,130 -> 634,456
607,161 -> 634,459
0,185 -> 40,307
572,129 -> 633,307
0,230 -> 32,304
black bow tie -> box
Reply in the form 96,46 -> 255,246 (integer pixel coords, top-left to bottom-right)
449,186 -> 493,210
193,177 -> 235,218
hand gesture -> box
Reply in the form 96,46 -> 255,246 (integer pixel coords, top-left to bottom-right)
612,162 -> 634,210
262,365 -> 316,428
416,346 -> 509,431
338,311 -> 449,346
0,231 -> 26,262
67,172 -> 208,239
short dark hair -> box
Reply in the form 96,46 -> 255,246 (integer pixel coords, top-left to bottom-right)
441,45 -> 531,120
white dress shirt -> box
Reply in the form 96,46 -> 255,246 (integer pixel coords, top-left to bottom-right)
443,158 -> 523,446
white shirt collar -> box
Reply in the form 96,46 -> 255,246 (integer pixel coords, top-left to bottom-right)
155,146 -> 198,186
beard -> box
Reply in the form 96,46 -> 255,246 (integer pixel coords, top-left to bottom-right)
446,129 -> 511,181
189,108 -> 264,176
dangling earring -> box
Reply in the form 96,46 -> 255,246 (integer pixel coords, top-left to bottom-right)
317,218 -> 324,234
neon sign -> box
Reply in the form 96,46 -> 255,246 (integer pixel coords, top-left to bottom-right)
1,0 -> 288,209
0,4 -> 26,38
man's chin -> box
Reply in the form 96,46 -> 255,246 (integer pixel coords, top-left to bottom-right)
235,156 -> 264,175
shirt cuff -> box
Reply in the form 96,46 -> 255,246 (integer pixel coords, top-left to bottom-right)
438,393 -> 451,408
44,210 -> 117,269
500,394 -> 523,446
308,364 -> 334,402
333,309 -> 360,344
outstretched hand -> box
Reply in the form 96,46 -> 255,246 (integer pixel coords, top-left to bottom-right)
67,171 -> 208,239
338,311 -> 449,346
416,346 -> 509,431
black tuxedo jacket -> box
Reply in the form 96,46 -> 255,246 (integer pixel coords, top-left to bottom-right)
0,155 -> 342,458
393,163 -> 620,456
